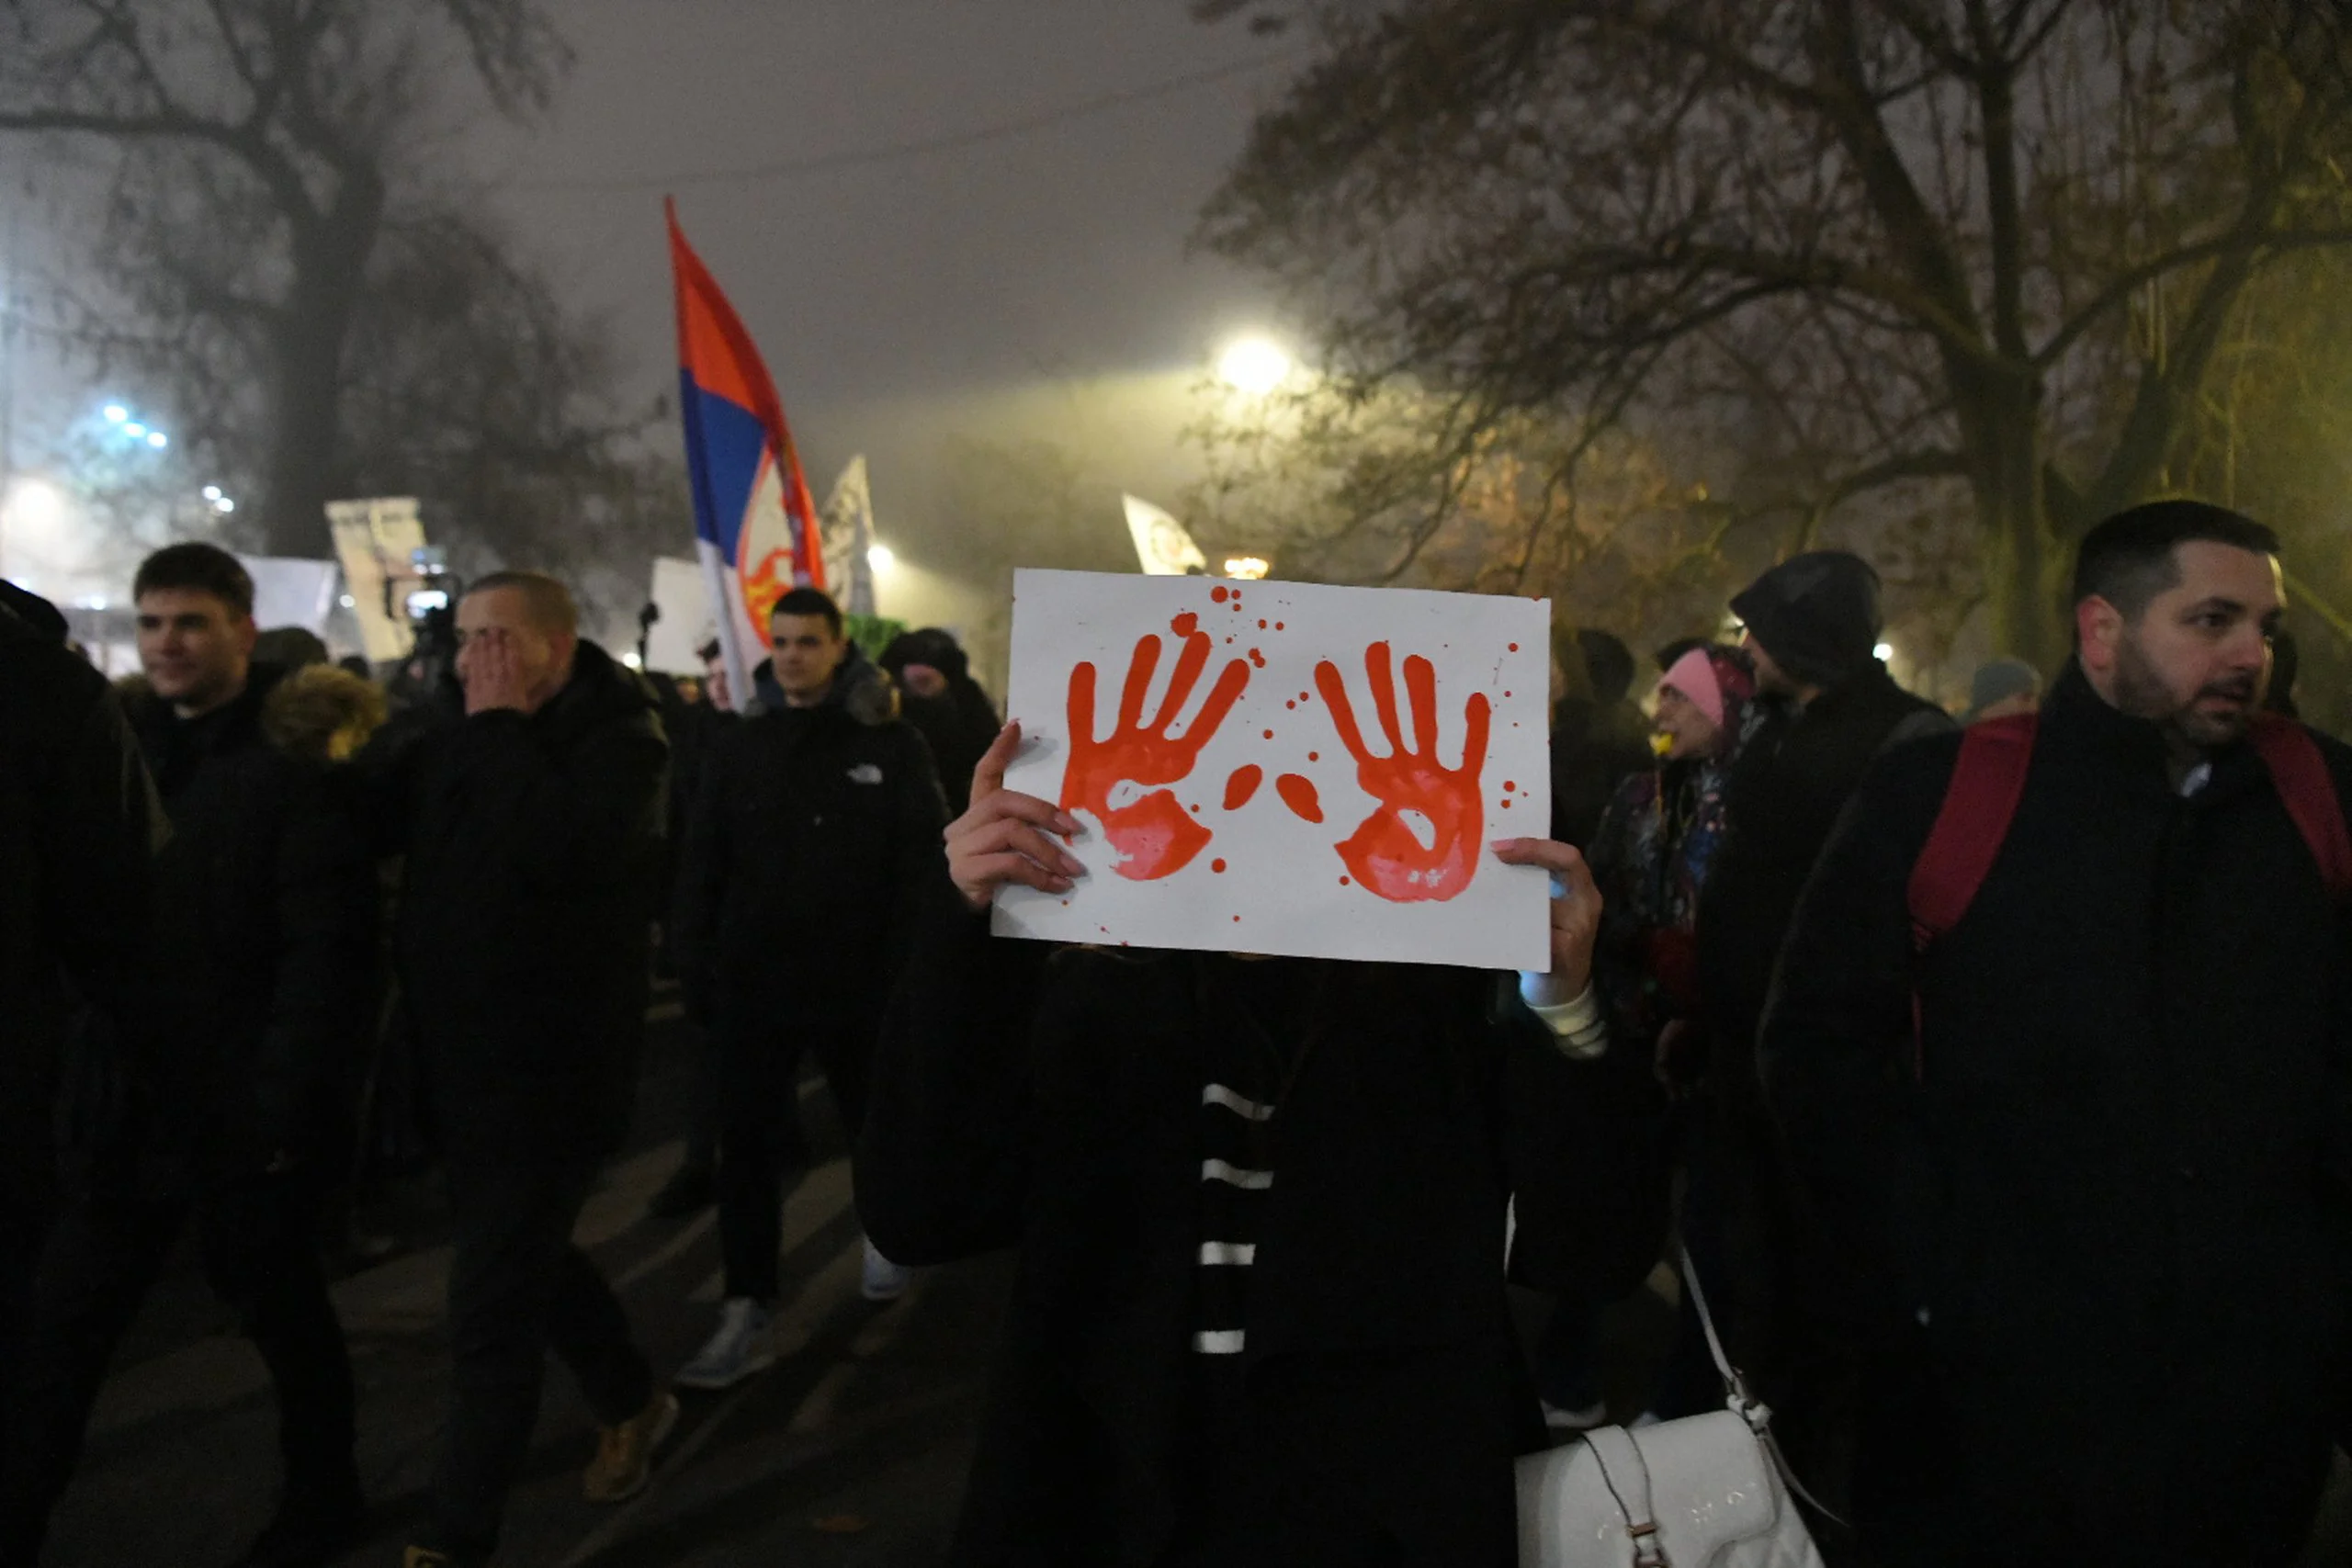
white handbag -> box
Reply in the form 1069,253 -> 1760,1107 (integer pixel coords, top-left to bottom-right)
1516,1247 -> 1832,1568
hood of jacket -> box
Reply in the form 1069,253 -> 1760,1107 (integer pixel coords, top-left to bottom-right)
752,643 -> 899,727
1731,550 -> 1883,690
0,579 -> 69,643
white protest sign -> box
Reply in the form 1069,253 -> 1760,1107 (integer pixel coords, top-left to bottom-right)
994,569 -> 1553,970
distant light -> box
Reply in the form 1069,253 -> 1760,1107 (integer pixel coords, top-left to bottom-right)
1874,642 -> 1895,661
4,478 -> 68,533
76,595 -> 107,611
406,589 -> 449,615
866,542 -> 896,573
339,593 -> 356,609
145,430 -> 168,449
1223,556 -> 1272,581
202,485 -> 222,502
621,650 -> 644,670
102,404 -> 128,423
1216,335 -> 1295,396
122,422 -> 147,438
213,497 -> 235,513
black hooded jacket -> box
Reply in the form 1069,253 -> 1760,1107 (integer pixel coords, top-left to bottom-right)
673,660 -> 944,1029
120,664 -> 379,1175
372,641 -> 669,1162
0,582 -> 164,1222
1761,664 -> 2352,1562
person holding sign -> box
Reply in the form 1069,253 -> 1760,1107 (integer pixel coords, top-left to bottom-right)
856,717 -> 1665,1566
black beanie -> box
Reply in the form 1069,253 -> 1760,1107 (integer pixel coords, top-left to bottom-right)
1730,551 -> 1883,688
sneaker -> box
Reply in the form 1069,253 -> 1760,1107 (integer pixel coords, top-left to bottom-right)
231,1481 -> 364,1567
645,1160 -> 716,1219
860,1236 -> 912,1302
673,1298 -> 775,1391
582,1389 -> 680,1504
1541,1397 -> 1609,1432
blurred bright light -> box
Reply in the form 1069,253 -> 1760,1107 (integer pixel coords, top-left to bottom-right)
1216,335 -> 1295,396
76,595 -> 107,611
122,422 -> 147,438
202,485 -> 222,502
145,430 -> 168,449
866,542 -> 896,573
339,594 -> 356,609
102,404 -> 128,423
621,650 -> 644,670
1223,556 -> 1272,580
5,477 -> 68,534
213,497 -> 235,513
1873,642 -> 1895,661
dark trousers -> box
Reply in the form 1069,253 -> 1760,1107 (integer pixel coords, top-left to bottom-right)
0,1172 -> 357,1560
423,1158 -> 652,1562
715,1010 -> 875,1303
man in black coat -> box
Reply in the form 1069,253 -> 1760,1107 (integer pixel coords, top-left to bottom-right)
1682,551 -> 1951,1482
671,588 -> 944,1389
1764,502 -> 2352,1566
0,580 -> 164,1501
854,724 -> 1665,1566
0,547 -> 378,1568
371,571 -> 673,1567
879,626 -> 999,818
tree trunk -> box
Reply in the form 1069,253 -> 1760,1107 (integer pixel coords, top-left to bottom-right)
1956,364 -> 2066,671
254,174 -> 383,558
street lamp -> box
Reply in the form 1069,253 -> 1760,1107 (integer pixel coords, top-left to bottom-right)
1874,641 -> 1895,662
866,542 -> 897,573
1216,335 -> 1295,396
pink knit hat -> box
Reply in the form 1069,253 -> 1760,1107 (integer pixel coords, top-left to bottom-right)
1660,646 -> 1726,732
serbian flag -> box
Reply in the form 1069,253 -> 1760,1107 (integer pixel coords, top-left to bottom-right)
667,198 -> 825,705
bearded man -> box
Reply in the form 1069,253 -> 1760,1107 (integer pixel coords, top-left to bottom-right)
1763,501 -> 2352,1566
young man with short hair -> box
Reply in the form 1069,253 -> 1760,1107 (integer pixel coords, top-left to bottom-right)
672,587 -> 945,1388
371,571 -> 674,1568
1,543 -> 377,1568
1765,502 -> 2352,1563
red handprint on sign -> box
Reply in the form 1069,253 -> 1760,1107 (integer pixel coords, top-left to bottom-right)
1063,626 -> 1251,880
1314,642 -> 1490,902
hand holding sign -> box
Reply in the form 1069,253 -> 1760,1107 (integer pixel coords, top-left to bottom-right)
1062,622 -> 1250,880
1315,643 -> 1491,903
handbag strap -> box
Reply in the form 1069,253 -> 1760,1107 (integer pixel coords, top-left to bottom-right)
1674,1240 -> 1851,1531
1580,1425 -> 1669,1568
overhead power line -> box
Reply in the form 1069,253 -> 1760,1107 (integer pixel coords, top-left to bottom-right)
510,50 -> 1303,196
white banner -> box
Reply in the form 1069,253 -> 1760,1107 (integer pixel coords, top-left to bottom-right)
994,569 -> 1552,969
1122,493 -> 1208,576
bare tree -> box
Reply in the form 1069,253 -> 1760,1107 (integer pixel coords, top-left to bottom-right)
1202,0 -> 2352,665
0,0 -> 568,556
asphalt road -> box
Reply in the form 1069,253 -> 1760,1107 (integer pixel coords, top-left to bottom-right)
31,1003 -> 2352,1565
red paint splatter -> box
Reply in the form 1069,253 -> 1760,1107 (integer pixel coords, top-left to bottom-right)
1060,629 -> 1253,882
1340,875 -> 1351,886
1299,692 -> 1310,703
1504,781 -> 1517,792
1308,751 -> 1319,762
1212,858 -> 1227,874
1262,728 -> 1274,739
1258,619 -> 1268,629
1500,799 -> 1512,809
1276,773 -> 1325,824
1504,691 -> 1512,698
1312,642 -> 1490,904
1232,914 -> 1241,922
1249,649 -> 1266,668
1276,622 -> 1285,631
1509,642 -> 1520,652
1223,765 -> 1263,811
1211,585 -> 1228,603
1285,700 -> 1296,710
1171,611 -> 1199,637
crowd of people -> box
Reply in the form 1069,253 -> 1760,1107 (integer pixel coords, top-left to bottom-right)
0,495 -> 2346,1567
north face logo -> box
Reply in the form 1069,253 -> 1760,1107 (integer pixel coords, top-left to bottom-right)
847,763 -> 885,785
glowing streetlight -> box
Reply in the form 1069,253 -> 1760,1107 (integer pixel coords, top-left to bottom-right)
213,497 -> 235,513
1216,335 -> 1295,396
1873,641 -> 1895,662
1223,556 -> 1272,581
866,542 -> 897,573
202,485 -> 222,502
122,421 -> 147,438
102,404 -> 128,424
145,430 -> 168,449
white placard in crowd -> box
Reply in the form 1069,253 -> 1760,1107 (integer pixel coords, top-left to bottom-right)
995,569 -> 1553,970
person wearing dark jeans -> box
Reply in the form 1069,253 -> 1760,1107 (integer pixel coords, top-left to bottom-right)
710,1010 -> 864,1307
1,1175 -> 357,1562
428,1159 -> 659,1561
367,572 -> 675,1568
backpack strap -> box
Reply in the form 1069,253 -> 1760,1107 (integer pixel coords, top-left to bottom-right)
1906,714 -> 2039,954
2247,715 -> 2352,903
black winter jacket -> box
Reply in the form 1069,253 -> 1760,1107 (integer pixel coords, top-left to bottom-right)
0,583 -> 164,1223
122,665 -> 378,1177
1761,664 -> 2352,1563
373,641 -> 668,1162
1696,660 -> 1950,1084
673,670 -> 944,1028
856,886 -> 1666,1567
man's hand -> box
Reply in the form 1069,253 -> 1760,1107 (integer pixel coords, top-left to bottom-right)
459,627 -> 530,716
1492,837 -> 1602,997
947,721 -> 1088,912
